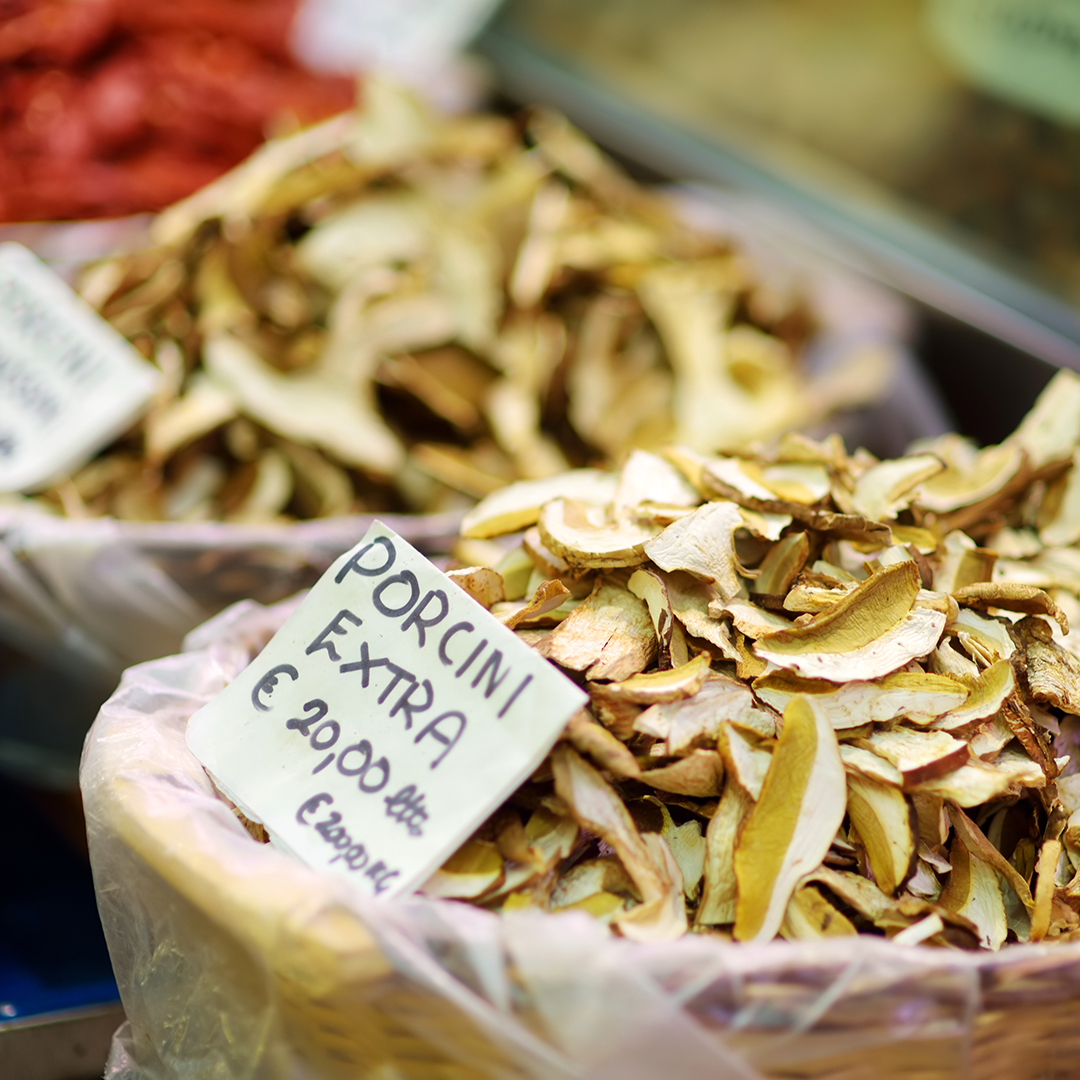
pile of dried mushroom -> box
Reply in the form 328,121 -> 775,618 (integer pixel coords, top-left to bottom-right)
42,79 -> 884,523
412,369 -> 1080,950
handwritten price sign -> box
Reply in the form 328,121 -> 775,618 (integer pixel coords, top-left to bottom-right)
187,521 -> 587,898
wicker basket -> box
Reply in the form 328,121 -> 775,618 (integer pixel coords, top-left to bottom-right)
80,596 -> 1080,1080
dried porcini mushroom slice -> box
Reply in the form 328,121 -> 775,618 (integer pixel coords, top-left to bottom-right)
642,500 -> 745,601
733,697 -> 846,941
462,471 -> 619,539
539,498 -> 661,570
540,578 -> 656,681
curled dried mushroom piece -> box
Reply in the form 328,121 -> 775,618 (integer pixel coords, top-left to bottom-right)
419,369 -> 1080,950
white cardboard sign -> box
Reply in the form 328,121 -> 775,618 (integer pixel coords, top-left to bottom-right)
0,243 -> 159,492
187,521 -> 587,898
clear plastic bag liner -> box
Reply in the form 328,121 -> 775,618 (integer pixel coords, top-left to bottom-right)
84,596 -> 1080,1080
0,509 -> 463,680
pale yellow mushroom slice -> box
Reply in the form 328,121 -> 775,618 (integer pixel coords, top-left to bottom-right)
446,566 -> 507,610
850,454 -> 944,522
661,570 -> 740,659
840,744 -> 904,787
204,333 -> 404,475
949,608 -> 1016,665
460,469 -> 618,539
696,781 -> 753,926
780,886 -> 858,941
635,674 -> 775,753
756,561 -> 921,657
649,799 -> 707,901
938,834 -> 1007,950
910,754 -> 1042,806
1005,367 -> 1080,469
538,498 -> 660,570
643,500 -> 745,601
550,857 -> 640,911
732,696 -> 846,942
627,568 -> 690,669
758,462 -> 832,505
539,578 -> 656,681
915,442 -> 1023,513
928,661 -> 1015,731
783,574 -> 858,614
720,599 -> 794,639
145,372 -> 239,462
752,531 -> 810,597
846,773 -> 915,894
1040,450 -> 1080,547
588,653 -> 711,706
717,723 -> 773,801
423,839 -> 505,900
753,670 -> 968,730
550,745 -> 687,941
612,449 -> 701,522
755,606 -> 946,683
614,833 -> 689,942
294,191 -> 431,291
945,804 -> 1034,915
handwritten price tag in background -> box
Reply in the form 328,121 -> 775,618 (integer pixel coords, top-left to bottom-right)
0,243 -> 159,492
187,521 -> 587,898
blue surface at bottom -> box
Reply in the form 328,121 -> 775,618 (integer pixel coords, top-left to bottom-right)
0,779 -> 119,1020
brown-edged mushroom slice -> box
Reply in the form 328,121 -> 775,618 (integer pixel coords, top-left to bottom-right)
863,726 -> 970,786
952,582 -> 1068,634
639,749 -> 725,798
446,566 -> 507,609
1015,615 -> 1080,713
539,498 -> 660,570
733,697 -> 846,941
564,710 -> 641,779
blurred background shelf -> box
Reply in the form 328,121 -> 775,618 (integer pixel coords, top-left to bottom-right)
477,0 -> 1080,441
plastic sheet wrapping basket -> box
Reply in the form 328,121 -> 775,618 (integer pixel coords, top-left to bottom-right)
79,595 -> 1080,1080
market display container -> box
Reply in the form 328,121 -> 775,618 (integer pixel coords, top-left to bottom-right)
83,597 -> 1080,1080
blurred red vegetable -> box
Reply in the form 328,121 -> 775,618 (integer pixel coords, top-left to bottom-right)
0,0 -> 355,222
